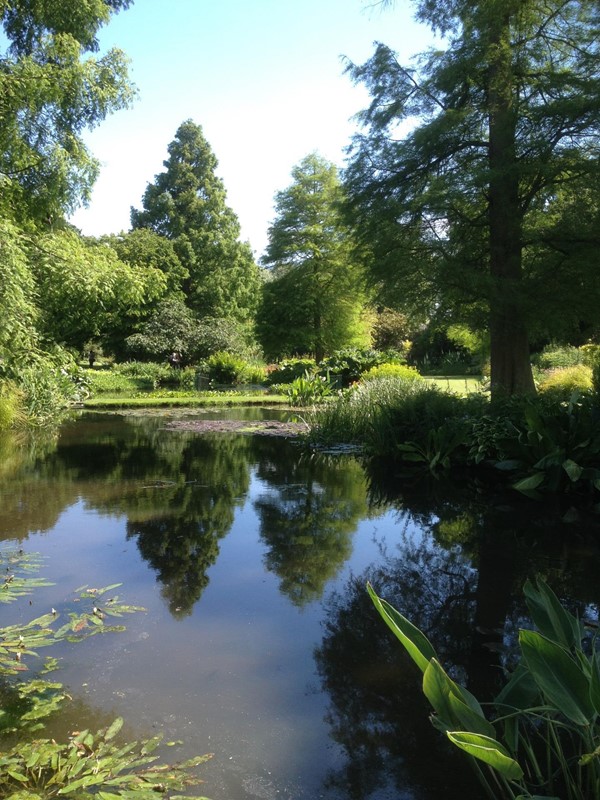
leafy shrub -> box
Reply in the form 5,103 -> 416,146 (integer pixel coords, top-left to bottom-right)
206,351 -> 248,385
242,364 -> 268,384
537,364 -> 593,400
361,363 -> 423,383
11,349 -> 87,425
371,308 -> 413,352
580,342 -> 600,366
286,372 -> 333,406
319,348 -> 403,387
532,343 -> 586,370
494,394 -> 600,495
0,382 -> 23,430
266,358 -> 317,385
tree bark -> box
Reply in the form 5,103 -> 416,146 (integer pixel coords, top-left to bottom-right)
487,8 -> 536,398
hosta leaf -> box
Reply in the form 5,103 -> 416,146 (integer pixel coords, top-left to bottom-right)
563,459 -> 583,482
447,731 -> 523,780
513,472 -> 545,492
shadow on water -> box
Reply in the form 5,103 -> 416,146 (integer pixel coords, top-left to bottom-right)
0,411 -> 599,799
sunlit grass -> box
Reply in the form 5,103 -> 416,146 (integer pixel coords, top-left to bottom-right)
423,375 -> 485,395
83,391 -> 289,409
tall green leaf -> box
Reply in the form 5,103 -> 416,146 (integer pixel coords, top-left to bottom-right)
367,582 -> 437,673
423,659 -> 495,737
519,630 -> 593,725
523,578 -> 582,650
447,732 -> 523,780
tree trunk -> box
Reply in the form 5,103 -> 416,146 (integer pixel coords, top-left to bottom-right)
487,8 -> 536,399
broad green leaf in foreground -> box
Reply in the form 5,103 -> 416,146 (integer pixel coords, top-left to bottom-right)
367,582 -> 437,673
519,629 -> 593,725
447,732 -> 523,780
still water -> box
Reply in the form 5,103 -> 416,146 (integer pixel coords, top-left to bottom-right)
1,409 -> 600,800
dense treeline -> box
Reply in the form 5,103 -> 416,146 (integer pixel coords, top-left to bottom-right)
1,0 -> 599,426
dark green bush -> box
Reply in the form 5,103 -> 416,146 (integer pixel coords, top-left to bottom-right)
206,351 -> 248,385
318,348 -> 403,387
266,358 -> 317,385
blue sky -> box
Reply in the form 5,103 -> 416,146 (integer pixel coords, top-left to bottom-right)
70,0 -> 436,257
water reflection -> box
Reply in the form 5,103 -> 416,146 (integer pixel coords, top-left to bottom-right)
0,412 -> 599,800
254,443 -> 369,605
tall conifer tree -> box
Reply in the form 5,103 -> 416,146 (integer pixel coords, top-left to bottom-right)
131,120 -> 262,323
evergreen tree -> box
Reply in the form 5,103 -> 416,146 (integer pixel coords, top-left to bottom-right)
259,153 -> 368,361
131,120 -> 262,322
345,0 -> 600,397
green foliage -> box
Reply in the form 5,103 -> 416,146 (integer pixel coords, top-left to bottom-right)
319,348 -> 403,387
205,351 -> 248,386
0,220 -> 40,366
533,344 -> 588,371
310,376 -> 437,449
266,359 -> 317,385
31,231 -> 167,354
0,720 -> 211,800
258,153 -> 368,361
87,363 -> 197,395
10,348 -> 88,426
0,0 -> 135,224
361,363 -> 422,383
131,119 -> 262,322
104,229 -> 189,296
370,308 -> 413,353
538,365 -> 593,400
368,578 -> 600,800
495,395 -> 600,495
0,382 -> 24,430
125,297 -> 251,364
285,372 -> 333,407
345,0 -> 600,396
0,546 -> 211,798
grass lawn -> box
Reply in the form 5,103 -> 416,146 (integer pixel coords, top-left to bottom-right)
424,375 -> 485,395
82,391 -> 290,409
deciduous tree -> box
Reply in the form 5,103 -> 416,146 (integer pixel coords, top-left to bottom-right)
259,153 -> 369,361
0,0 -> 135,225
346,0 -> 600,396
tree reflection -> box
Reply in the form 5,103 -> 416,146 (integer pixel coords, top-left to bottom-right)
315,465 -> 600,799
120,432 -> 251,617
315,550 -> 480,800
254,446 -> 369,606
0,416 -> 254,617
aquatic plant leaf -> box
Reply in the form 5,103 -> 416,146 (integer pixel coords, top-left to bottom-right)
367,582 -> 437,673
519,630 -> 593,725
523,578 -> 582,650
105,717 -> 124,741
423,659 -> 491,734
447,732 -> 523,780
589,651 -> 600,716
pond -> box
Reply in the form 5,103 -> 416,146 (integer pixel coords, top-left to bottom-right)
1,409 -> 600,800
